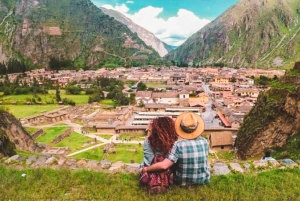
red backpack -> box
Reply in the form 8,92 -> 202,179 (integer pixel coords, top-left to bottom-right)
140,155 -> 174,194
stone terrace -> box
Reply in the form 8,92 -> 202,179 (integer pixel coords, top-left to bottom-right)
2,154 -> 299,175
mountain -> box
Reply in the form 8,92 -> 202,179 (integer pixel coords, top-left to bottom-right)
235,63 -> 300,159
0,0 -> 162,69
100,7 -> 172,57
0,110 -> 38,156
165,0 -> 300,68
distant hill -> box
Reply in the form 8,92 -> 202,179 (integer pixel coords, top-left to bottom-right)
0,0 -> 162,69
100,7 -> 172,57
165,0 -> 300,68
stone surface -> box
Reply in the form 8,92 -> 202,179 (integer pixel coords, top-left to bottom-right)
26,156 -> 37,165
5,155 -> 25,163
77,159 -> 87,167
45,156 -> 57,165
280,159 -> 297,167
229,163 -> 244,173
125,163 -> 140,173
33,156 -> 48,167
213,163 -> 231,175
57,157 -> 67,166
269,160 -> 280,167
109,161 -> 125,171
100,160 -> 112,169
243,162 -> 251,170
253,160 -> 268,168
87,160 -> 100,169
65,158 -> 77,167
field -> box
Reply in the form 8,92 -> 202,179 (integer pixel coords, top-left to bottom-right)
119,134 -> 145,141
6,105 -> 59,118
24,127 -> 40,135
98,134 -> 113,140
1,166 -> 300,200
106,144 -> 143,163
35,126 -> 70,144
71,147 -> 105,161
1,90 -> 89,106
56,132 -> 93,152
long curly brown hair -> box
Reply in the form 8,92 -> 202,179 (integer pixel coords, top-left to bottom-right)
148,117 -> 178,156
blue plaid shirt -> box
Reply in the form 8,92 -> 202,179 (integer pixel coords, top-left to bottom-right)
167,136 -> 210,185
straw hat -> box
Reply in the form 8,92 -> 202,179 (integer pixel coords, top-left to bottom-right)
175,112 -> 205,139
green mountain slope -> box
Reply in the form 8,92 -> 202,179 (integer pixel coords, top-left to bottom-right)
100,7 -> 172,57
0,0 -> 161,68
166,0 -> 300,69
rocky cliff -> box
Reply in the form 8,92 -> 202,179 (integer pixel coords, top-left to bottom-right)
0,110 -> 38,156
165,0 -> 300,68
235,85 -> 300,159
0,0 -> 161,68
100,7 -> 171,57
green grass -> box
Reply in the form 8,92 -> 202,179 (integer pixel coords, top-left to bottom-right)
6,105 -> 59,118
56,132 -> 92,152
1,92 -> 89,105
100,99 -> 114,106
106,144 -> 143,163
35,126 -> 70,144
24,127 -> 40,135
119,134 -> 145,141
71,120 -> 85,125
146,82 -> 165,87
15,150 -> 41,157
71,147 -> 105,161
98,134 -> 113,140
2,94 -> 56,104
272,134 -> 300,160
1,166 -> 300,200
61,94 -> 89,104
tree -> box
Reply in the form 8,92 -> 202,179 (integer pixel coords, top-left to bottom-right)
129,93 -> 136,105
137,82 -> 147,91
56,88 -> 61,102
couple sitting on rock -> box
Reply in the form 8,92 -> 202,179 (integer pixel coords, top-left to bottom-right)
140,112 -> 210,188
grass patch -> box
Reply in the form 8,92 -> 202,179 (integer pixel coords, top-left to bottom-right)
119,134 -> 145,141
1,166 -> 300,200
98,134 -> 113,140
15,150 -> 40,157
71,147 -> 105,161
146,82 -> 165,87
24,127 -> 40,135
100,99 -> 114,106
215,151 -> 237,160
61,94 -> 89,104
56,132 -> 92,152
106,144 -> 143,163
72,120 -> 85,125
272,134 -> 300,160
6,105 -> 58,118
35,126 -> 70,144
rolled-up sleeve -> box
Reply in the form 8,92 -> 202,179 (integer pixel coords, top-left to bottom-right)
167,143 -> 179,163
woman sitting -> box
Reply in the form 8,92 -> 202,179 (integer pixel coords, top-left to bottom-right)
141,116 -> 178,167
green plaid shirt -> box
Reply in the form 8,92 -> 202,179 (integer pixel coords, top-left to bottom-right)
167,136 -> 210,185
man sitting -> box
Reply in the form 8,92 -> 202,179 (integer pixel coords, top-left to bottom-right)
141,112 -> 210,186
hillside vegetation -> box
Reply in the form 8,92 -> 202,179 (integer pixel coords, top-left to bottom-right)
236,65 -> 300,159
0,0 -> 163,69
166,0 -> 300,68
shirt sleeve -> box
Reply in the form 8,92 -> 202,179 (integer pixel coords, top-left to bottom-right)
166,143 -> 179,163
141,138 -> 154,166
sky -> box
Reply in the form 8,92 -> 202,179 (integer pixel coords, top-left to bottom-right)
91,0 -> 240,46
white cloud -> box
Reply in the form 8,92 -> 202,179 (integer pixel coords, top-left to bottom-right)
102,4 -> 210,46
126,1 -> 134,4
102,4 -> 129,13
